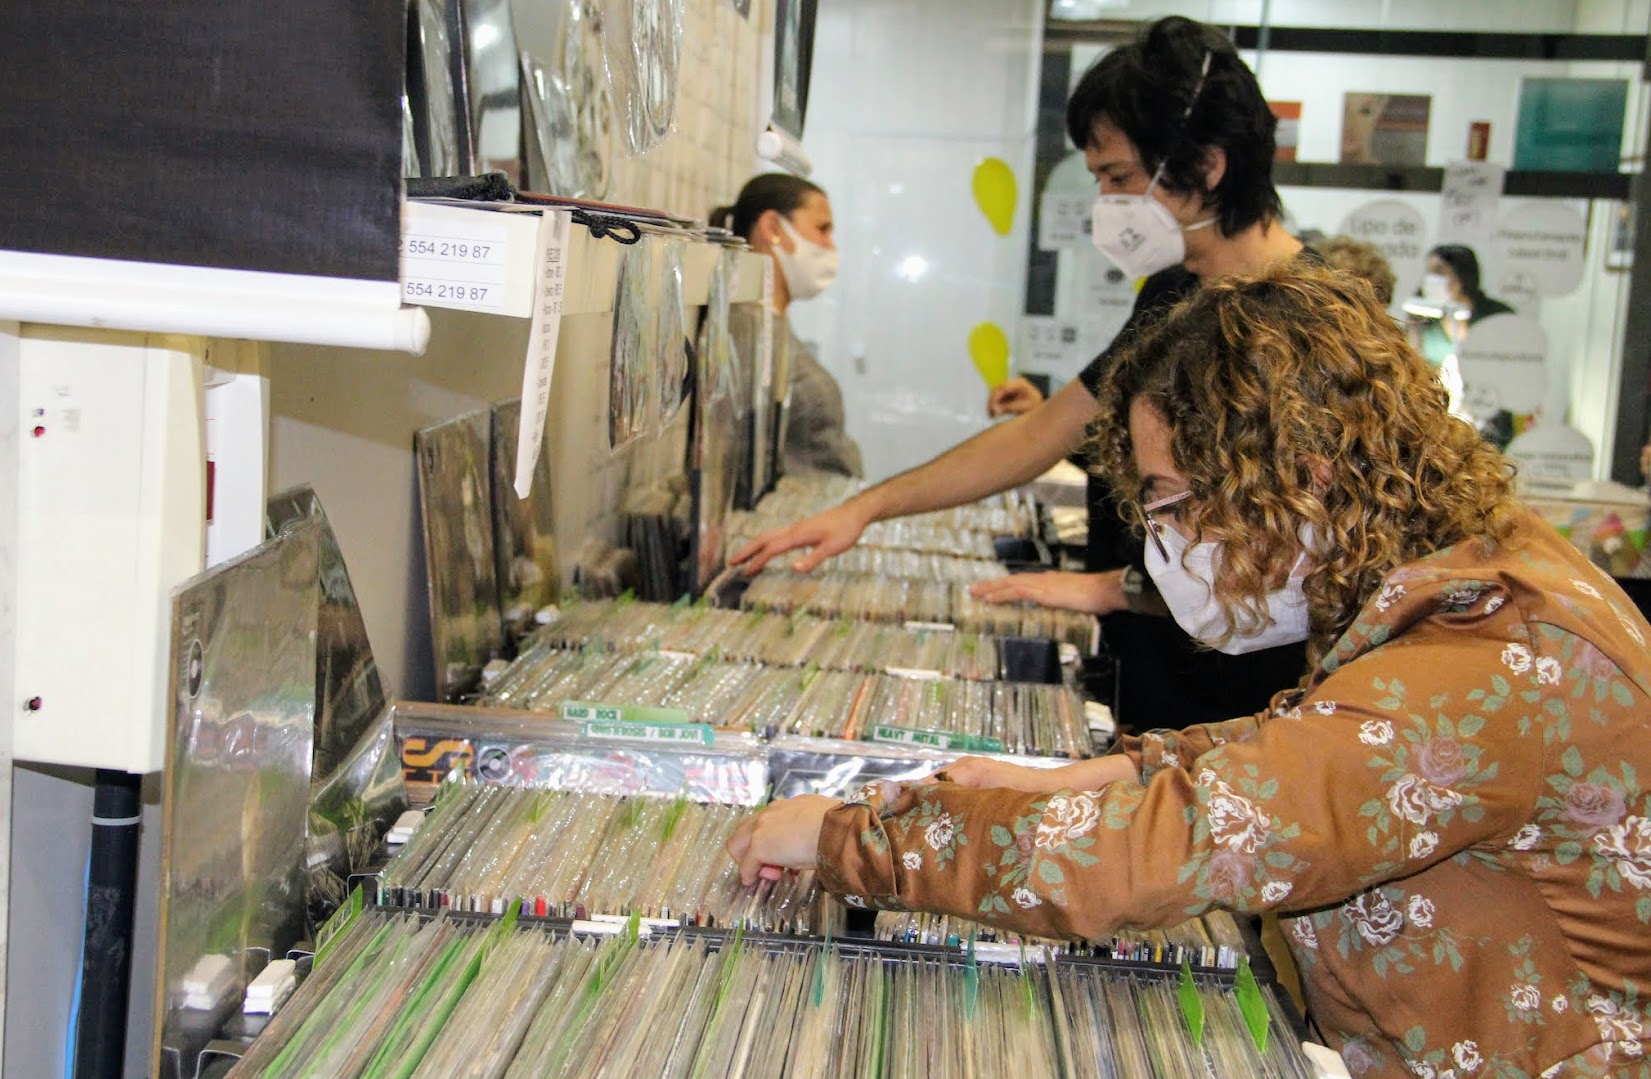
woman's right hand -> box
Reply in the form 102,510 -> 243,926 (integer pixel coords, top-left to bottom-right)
729,500 -> 873,575
987,377 -> 1044,418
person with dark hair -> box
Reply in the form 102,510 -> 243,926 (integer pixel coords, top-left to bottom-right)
730,262 -> 1651,1078
733,15 -> 1311,729
1408,243 -> 1514,367
711,173 -> 862,478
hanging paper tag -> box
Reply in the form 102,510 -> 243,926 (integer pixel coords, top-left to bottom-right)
1178,958 -> 1206,1046
514,208 -> 572,498
1235,956 -> 1271,1053
964,932 -> 980,1019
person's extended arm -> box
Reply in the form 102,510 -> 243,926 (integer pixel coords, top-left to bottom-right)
731,379 -> 1097,573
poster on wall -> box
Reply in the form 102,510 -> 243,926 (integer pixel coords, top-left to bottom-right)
1514,78 -> 1627,173
1269,101 -> 1301,162
1340,93 -> 1432,166
771,0 -> 818,138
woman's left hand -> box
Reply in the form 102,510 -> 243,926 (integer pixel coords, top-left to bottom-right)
968,570 -> 1125,615
726,794 -> 841,886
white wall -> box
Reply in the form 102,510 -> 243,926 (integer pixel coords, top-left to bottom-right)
785,0 -> 1046,481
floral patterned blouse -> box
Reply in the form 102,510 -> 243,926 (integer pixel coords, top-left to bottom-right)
816,515 -> 1651,1078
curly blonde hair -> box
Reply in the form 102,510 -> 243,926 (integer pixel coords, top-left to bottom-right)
1092,262 -> 1521,664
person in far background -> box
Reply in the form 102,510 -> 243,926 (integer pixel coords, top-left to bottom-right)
1408,243 -> 1513,367
711,174 -> 863,478
1315,234 -> 1395,307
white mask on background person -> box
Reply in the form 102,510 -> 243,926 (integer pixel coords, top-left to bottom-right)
1143,522 -> 1313,655
773,215 -> 839,301
1089,166 -> 1215,279
1420,272 -> 1453,307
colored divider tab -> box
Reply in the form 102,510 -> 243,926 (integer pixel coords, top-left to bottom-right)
1178,958 -> 1206,1046
1235,956 -> 1271,1053
869,724 -> 1004,754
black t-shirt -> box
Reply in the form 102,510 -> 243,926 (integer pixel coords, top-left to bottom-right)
1077,266 -> 1198,400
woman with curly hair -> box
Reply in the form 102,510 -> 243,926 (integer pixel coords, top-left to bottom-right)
730,263 -> 1651,1078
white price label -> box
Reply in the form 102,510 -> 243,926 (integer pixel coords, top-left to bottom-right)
400,214 -> 511,313
514,209 -> 572,498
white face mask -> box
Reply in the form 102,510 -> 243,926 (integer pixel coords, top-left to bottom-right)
773,216 -> 839,302
1420,272 -> 1453,307
1143,520 -> 1312,655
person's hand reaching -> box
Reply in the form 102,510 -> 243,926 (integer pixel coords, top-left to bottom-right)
968,570 -> 1126,615
987,377 -> 1044,418
728,501 -> 873,575
725,794 -> 839,885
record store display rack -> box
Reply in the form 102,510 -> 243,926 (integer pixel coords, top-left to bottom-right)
151,214 -> 1328,1076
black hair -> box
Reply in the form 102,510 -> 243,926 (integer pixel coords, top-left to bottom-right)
1064,15 -> 1282,236
710,174 -> 826,241
1428,244 -> 1486,304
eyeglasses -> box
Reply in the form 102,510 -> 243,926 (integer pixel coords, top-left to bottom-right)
1137,490 -> 1193,563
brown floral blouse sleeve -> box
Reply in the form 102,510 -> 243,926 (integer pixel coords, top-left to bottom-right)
815,517 -> 1651,1079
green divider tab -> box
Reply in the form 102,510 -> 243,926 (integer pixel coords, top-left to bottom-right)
315,884 -> 365,965
1235,956 -> 1271,1053
1178,958 -> 1206,1046
964,932 -> 980,1020
869,724 -> 1004,754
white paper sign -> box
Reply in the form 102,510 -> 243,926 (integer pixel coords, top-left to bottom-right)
1338,200 -> 1429,300
1505,422 -> 1595,481
1495,201 -> 1588,298
1038,192 -> 1094,251
1436,161 -> 1505,254
1456,312 -> 1548,420
513,209 -> 572,498
1019,315 -> 1116,384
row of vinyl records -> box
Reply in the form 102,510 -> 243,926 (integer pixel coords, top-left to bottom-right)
734,570 -> 1097,652
532,599 -> 1019,681
226,909 -> 1315,1078
727,478 -> 1040,561
480,644 -> 1093,758
379,782 -> 1248,973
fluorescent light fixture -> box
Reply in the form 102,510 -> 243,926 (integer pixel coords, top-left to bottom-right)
1049,0 -> 1127,20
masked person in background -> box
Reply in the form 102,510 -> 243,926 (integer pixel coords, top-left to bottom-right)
731,263 -> 1651,1079
1408,243 -> 1514,367
712,174 -> 863,478
734,16 -> 1312,729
